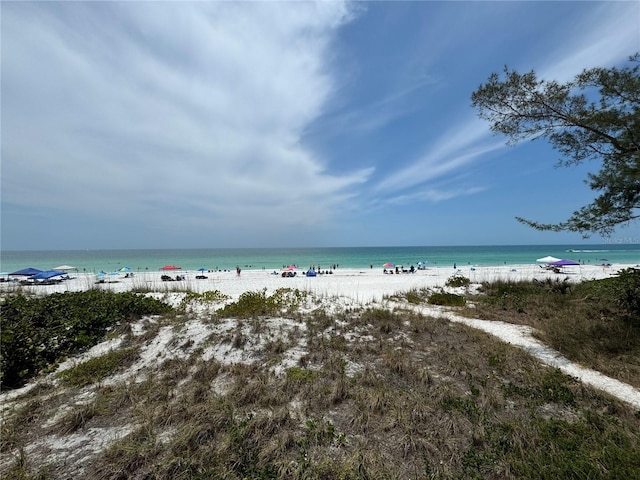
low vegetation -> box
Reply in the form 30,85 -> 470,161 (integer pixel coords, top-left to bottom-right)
0,290 -> 172,389
217,287 -> 308,318
464,268 -> 640,388
1,275 -> 639,479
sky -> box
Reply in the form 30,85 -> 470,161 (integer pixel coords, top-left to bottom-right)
2,1 -> 639,251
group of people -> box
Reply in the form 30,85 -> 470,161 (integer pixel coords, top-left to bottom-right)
383,265 -> 416,274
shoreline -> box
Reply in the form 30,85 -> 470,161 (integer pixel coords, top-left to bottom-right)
2,244 -> 639,275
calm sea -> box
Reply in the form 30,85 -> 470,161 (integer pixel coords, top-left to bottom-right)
1,245 -> 639,274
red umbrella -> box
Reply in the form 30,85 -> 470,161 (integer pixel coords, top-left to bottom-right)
160,265 -> 182,271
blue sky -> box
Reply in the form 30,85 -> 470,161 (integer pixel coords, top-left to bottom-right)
2,1 -> 639,250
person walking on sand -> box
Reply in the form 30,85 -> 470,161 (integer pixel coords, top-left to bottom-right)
236,266 -> 241,277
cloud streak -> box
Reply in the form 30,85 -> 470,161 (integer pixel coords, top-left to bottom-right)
2,1 -> 369,237
372,117 -> 502,194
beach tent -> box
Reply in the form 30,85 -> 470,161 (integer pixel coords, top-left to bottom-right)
536,256 -> 561,263
10,267 -> 42,276
52,265 -> 77,271
305,268 -> 317,277
551,259 -> 580,266
30,270 -> 65,280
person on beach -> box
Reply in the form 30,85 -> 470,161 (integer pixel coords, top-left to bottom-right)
236,266 -> 241,277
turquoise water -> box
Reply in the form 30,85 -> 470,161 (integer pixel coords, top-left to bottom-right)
1,245 -> 639,274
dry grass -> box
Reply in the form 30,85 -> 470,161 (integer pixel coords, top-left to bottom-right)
463,278 -> 640,389
2,287 -> 640,479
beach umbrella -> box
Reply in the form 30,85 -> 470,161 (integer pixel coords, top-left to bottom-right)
52,265 -> 77,271
119,266 -> 132,272
383,262 -> 394,268
536,256 -> 561,263
198,267 -> 208,272
10,267 -> 43,276
160,265 -> 182,271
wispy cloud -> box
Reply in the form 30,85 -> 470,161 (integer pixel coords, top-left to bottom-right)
372,117 -> 502,194
537,3 -> 639,81
2,1 -> 369,235
318,74 -> 441,135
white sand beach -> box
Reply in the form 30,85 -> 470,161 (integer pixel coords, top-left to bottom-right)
2,262 -> 630,303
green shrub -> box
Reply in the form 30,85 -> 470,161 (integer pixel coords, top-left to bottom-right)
428,292 -> 465,306
180,290 -> 229,309
0,291 -> 172,389
610,268 -> 640,325
446,273 -> 471,288
217,288 -> 308,318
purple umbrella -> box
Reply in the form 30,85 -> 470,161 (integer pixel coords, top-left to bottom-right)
551,259 -> 580,266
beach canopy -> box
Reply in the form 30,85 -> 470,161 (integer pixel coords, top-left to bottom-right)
30,270 -> 65,280
10,267 -> 43,276
160,265 -> 182,271
536,256 -> 561,263
52,265 -> 77,271
551,259 -> 580,266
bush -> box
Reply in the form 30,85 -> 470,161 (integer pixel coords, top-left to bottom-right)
217,288 -> 308,318
428,292 -> 465,306
446,273 -> 471,288
0,291 -> 172,389
610,268 -> 640,325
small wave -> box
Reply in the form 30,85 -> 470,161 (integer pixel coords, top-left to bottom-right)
566,249 -> 609,253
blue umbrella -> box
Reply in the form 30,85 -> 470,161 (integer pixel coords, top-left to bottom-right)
119,266 -> 132,272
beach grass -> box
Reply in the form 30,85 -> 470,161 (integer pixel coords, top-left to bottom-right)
463,269 -> 640,389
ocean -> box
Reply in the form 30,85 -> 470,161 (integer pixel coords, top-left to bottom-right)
1,245 -> 639,274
